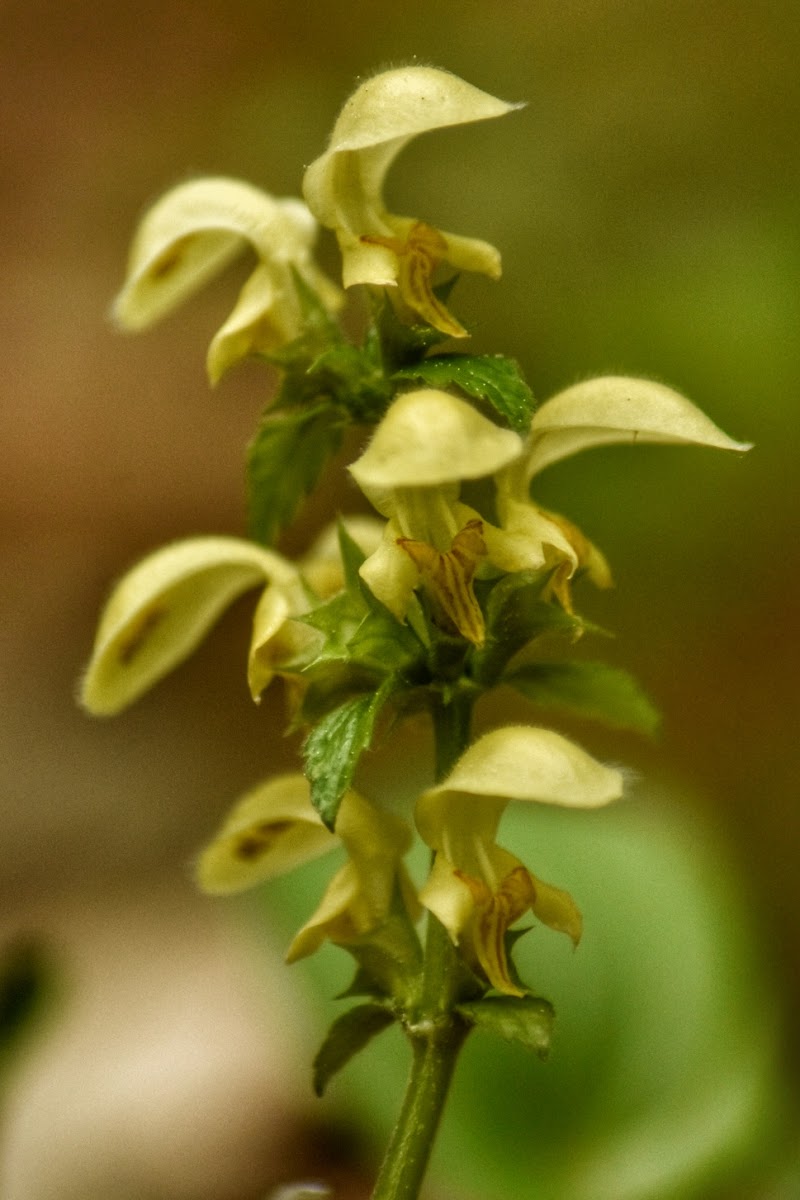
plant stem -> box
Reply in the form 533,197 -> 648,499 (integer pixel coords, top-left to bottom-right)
370,1016 -> 469,1200
432,689 -> 474,782
370,691 -> 475,1200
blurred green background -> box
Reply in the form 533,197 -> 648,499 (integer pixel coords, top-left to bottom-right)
2,1 -> 798,1197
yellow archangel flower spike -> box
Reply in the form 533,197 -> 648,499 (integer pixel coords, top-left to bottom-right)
398,518 -> 487,644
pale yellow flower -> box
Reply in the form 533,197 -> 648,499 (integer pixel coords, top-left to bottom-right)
416,726 -> 624,995
524,375 -> 753,476
348,388 -> 523,641
487,375 -> 753,607
195,773 -> 418,963
303,66 -> 522,337
112,177 -> 342,382
195,773 -> 336,894
80,518 -> 384,716
286,787 -> 419,963
79,536 -> 296,716
349,378 -> 749,632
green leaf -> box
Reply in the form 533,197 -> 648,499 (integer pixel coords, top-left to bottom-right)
506,660 -> 661,736
301,597 -> 419,674
337,964 -> 388,1001
312,1003 -> 395,1097
350,549 -> 425,661
303,684 -> 392,828
268,269 -> 342,361
393,354 -> 536,434
470,572 -> 583,685
456,995 -> 555,1059
246,404 -> 344,544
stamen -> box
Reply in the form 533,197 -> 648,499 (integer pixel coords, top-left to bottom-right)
473,835 -> 500,894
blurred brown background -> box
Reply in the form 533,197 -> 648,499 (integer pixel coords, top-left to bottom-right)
1,1 -> 798,1197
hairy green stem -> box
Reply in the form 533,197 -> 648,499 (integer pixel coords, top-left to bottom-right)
432,690 -> 474,782
370,1016 -> 470,1200
370,693 -> 475,1200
